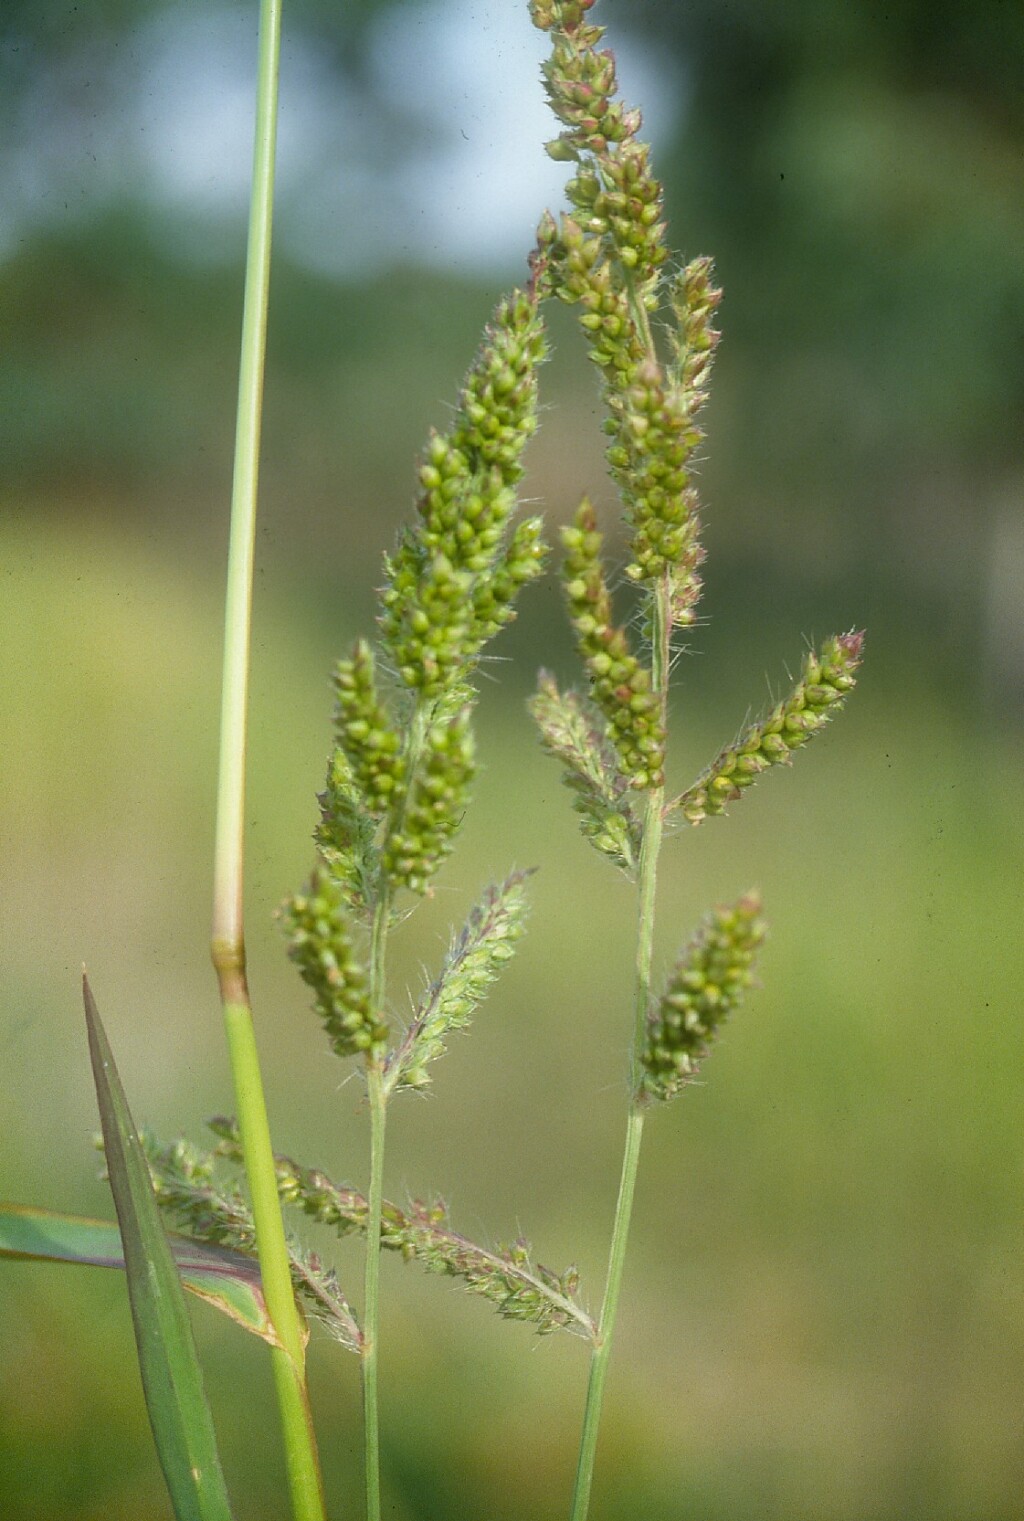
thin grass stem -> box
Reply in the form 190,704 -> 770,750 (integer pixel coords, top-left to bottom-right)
361,1060 -> 387,1521
569,575 -> 672,1521
360,705 -> 428,1519
210,2 -> 326,1516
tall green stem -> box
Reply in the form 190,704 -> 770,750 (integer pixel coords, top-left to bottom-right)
361,890 -> 391,1521
210,2 -> 325,1517
362,1058 -> 387,1521
569,575 -> 671,1521
360,706 -> 427,1521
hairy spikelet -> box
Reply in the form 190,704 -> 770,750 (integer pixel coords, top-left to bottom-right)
529,672 -> 640,873
561,499 -> 665,789
641,894 -> 767,1102
139,1133 -> 361,1351
383,706 -> 476,894
381,291 -> 548,698
671,632 -> 865,825
209,1121 -> 596,1342
315,752 -> 381,916
385,872 -> 532,1093
280,869 -> 388,1057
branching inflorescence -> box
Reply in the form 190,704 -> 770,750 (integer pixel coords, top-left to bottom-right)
135,6 -> 862,1520
525,6 -> 863,1518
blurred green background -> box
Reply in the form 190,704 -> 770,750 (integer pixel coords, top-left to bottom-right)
2,0 -> 1022,1517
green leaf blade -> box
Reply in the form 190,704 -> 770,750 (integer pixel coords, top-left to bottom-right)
83,975 -> 236,1521
0,1203 -> 275,1343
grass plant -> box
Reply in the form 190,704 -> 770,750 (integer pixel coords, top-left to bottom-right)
0,2 -> 863,1518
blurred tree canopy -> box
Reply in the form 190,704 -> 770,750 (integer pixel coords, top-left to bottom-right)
2,0 -> 1021,684
635,0 -> 1024,458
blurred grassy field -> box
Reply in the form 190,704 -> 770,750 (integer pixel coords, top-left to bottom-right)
2,498 -> 1021,1520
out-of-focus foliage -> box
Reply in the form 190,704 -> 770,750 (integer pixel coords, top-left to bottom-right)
633,0 -> 1024,497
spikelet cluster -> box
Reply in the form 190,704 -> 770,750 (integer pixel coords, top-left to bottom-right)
382,708 -> 475,895
381,291 -> 548,698
530,3 -> 720,616
675,632 -> 865,825
529,673 -> 640,874
641,895 -> 767,1102
280,870 -> 387,1057
208,1123 -> 595,1341
331,640 -> 405,818
562,499 -> 664,789
385,873 -> 532,1092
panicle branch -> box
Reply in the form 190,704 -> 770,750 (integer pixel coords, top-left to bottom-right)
529,672 -> 640,874
671,631 -> 865,825
384,871 -> 533,1094
381,706 -> 475,895
280,868 -> 388,1058
139,1133 -> 362,1352
208,1122 -> 596,1342
561,498 -> 665,789
380,290 -> 548,700
640,894 -> 767,1103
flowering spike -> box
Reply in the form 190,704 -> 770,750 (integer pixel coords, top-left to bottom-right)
529,7 -> 724,623
330,640 -> 406,818
381,291 -> 547,698
280,869 -> 388,1057
209,1131 -> 597,1343
385,872 -> 532,1094
561,498 -> 665,789
383,707 -> 476,894
671,632 -> 865,826
529,671 -> 640,873
641,894 -> 767,1102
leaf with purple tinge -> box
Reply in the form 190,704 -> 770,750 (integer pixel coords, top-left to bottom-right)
0,1203 -> 276,1343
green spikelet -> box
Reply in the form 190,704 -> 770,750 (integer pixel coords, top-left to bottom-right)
562,498 -> 665,789
529,671 -> 640,873
383,708 -> 476,894
641,894 -> 766,1102
673,631 -> 865,825
381,291 -> 548,698
385,872 -> 532,1093
331,639 -> 405,817
280,868 -> 388,1057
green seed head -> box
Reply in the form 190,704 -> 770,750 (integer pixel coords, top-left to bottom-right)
281,869 -> 388,1059
641,894 -> 767,1102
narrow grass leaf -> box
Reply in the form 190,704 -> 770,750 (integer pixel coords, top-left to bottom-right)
0,1203 -> 275,1343
83,974 -> 235,1521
